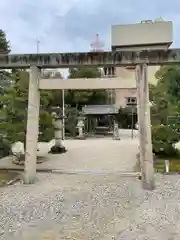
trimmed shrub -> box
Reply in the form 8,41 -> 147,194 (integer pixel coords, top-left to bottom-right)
152,125 -> 180,157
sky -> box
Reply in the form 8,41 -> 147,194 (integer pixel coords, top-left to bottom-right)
0,0 -> 179,54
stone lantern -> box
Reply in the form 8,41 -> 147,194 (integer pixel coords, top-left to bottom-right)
76,115 -> 86,139
113,122 -> 120,140
49,107 -> 67,154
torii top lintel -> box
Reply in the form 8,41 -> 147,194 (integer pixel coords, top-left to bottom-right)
0,49 -> 179,69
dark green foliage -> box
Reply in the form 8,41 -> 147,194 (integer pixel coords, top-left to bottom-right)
0,30 -> 13,157
38,111 -> 54,142
0,70 -> 54,148
0,137 -> 11,158
64,107 -> 78,137
167,115 -> 180,133
150,66 -> 180,158
150,66 -> 180,126
0,30 -> 11,105
66,67 -> 106,107
69,67 -> 101,79
116,107 -> 137,129
152,125 -> 180,157
155,66 -> 180,104
149,84 -> 169,125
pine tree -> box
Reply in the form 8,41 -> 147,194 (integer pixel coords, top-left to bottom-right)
0,30 -> 11,98
0,70 -> 54,160
0,30 -> 54,159
0,29 -> 10,53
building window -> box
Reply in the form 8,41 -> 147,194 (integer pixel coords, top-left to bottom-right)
103,67 -> 115,77
126,97 -> 137,105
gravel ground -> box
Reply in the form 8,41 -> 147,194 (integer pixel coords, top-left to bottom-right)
1,134 -> 180,239
10,137 -> 139,172
1,173 -> 180,240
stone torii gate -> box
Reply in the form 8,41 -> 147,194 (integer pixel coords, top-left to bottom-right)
0,21 -> 178,190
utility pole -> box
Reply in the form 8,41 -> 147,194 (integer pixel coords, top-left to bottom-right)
131,105 -> 134,139
62,74 -> 67,140
136,63 -> 155,190
62,88 -> 65,140
36,38 -> 40,54
127,99 -> 136,139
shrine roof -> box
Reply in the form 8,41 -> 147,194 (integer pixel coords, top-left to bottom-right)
82,104 -> 119,115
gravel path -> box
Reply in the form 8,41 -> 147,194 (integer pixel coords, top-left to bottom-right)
1,173 -> 180,239
1,135 -> 180,239
9,137 -> 139,172
41,138 -> 139,172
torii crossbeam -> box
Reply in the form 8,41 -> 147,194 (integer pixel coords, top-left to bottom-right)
0,49 -> 179,68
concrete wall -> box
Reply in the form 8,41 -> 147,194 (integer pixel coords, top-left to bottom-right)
111,21 -> 173,47
114,66 -> 160,106
115,66 -> 159,85
115,88 -> 137,108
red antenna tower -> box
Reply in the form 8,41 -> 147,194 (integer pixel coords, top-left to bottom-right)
90,33 -> 104,52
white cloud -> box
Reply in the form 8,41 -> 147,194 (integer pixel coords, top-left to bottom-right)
0,0 -> 179,53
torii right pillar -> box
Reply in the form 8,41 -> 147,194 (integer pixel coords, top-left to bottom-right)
136,63 -> 155,190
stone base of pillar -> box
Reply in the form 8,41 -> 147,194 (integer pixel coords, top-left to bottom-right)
13,153 -> 46,165
76,135 -> 86,140
113,136 -> 120,140
23,175 -> 38,185
113,131 -> 121,140
142,181 -> 155,190
49,145 -> 67,154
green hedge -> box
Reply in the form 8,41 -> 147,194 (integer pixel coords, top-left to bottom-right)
152,125 -> 180,157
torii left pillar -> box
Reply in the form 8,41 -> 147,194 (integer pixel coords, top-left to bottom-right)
24,66 -> 40,184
